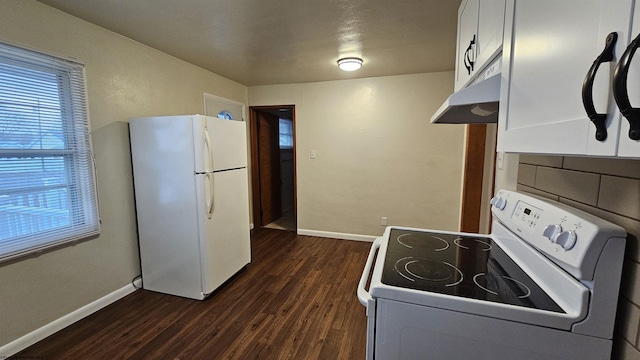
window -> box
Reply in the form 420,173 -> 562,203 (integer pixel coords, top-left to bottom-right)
279,118 -> 294,149
0,42 -> 100,262
217,110 -> 234,120
203,93 -> 245,121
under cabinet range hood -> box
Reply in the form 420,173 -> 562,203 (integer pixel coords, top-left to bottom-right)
431,72 -> 501,124
431,56 -> 503,124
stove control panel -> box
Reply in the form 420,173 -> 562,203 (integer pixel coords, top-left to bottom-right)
512,201 -> 542,231
491,189 -> 626,281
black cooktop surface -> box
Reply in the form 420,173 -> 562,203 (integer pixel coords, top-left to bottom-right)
381,229 -> 563,313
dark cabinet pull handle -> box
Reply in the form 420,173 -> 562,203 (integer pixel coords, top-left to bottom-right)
464,35 -> 476,75
613,32 -> 640,140
582,32 -> 617,142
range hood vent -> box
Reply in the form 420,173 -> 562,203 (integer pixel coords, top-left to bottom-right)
431,72 -> 501,124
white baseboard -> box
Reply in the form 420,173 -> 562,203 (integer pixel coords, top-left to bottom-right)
0,278 -> 142,358
297,229 -> 376,242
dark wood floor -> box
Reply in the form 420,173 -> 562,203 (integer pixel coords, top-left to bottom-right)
13,228 -> 371,360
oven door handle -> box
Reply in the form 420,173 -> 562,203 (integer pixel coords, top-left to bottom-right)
358,237 -> 382,307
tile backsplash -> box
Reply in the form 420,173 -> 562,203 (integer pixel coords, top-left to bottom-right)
517,155 -> 640,359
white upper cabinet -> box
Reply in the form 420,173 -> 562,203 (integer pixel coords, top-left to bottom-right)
455,0 -> 506,91
476,0 -> 506,73
455,0 -> 479,91
498,0 -> 640,158
617,4 -> 640,157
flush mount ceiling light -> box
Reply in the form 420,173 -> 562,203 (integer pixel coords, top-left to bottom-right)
337,57 -> 363,71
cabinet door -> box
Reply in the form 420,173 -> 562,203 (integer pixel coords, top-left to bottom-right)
456,0 -> 480,91
618,3 -> 640,157
498,0 -> 633,156
476,0 -> 506,70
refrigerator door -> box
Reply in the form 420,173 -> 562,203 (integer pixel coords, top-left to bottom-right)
208,116 -> 248,171
196,167 -> 251,294
130,116 -> 204,299
192,115 -> 247,173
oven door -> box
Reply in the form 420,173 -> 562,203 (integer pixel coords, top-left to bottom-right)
373,298 -> 611,360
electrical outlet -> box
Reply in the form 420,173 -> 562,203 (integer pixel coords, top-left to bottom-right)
381,217 -> 388,226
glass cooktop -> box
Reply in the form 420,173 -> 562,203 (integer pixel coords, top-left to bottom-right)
381,229 -> 563,313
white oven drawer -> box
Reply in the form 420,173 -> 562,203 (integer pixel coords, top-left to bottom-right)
373,298 -> 611,360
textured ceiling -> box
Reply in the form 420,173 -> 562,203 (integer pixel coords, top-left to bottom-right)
36,0 -> 460,86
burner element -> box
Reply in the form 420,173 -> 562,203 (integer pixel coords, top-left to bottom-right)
397,233 -> 450,252
394,257 -> 463,287
454,237 -> 492,251
473,273 -> 532,299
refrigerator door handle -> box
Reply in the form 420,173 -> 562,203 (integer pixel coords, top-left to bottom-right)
203,124 -> 215,218
205,173 -> 214,218
203,127 -> 214,172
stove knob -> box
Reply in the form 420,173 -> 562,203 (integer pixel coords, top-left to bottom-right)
542,224 -> 562,242
555,230 -> 577,250
490,196 -> 507,210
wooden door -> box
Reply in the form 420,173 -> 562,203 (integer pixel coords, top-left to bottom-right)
257,111 -> 282,225
460,124 -> 487,233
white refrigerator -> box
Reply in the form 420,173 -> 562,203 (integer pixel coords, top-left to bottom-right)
129,114 -> 251,300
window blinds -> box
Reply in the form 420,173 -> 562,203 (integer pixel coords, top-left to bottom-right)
0,41 -> 100,262
279,119 -> 294,149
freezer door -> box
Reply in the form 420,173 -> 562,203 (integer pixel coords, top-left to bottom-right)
196,167 -> 251,294
208,116 -> 248,171
192,115 -> 247,172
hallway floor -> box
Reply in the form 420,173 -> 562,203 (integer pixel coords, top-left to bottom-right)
264,208 -> 295,232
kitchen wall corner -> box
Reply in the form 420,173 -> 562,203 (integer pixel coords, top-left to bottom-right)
516,154 -> 640,359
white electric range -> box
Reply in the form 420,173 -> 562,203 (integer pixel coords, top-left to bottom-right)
357,189 -> 627,360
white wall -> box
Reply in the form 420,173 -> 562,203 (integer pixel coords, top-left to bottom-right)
249,73 -> 466,236
495,152 -> 519,191
0,0 -> 247,348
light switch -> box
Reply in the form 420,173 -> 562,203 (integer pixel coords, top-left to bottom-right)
310,150 -> 317,159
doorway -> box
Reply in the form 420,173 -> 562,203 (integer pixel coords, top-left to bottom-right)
249,105 -> 296,232
460,123 -> 497,234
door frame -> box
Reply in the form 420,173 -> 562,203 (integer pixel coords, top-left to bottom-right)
460,124 -> 496,233
249,105 -> 297,231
